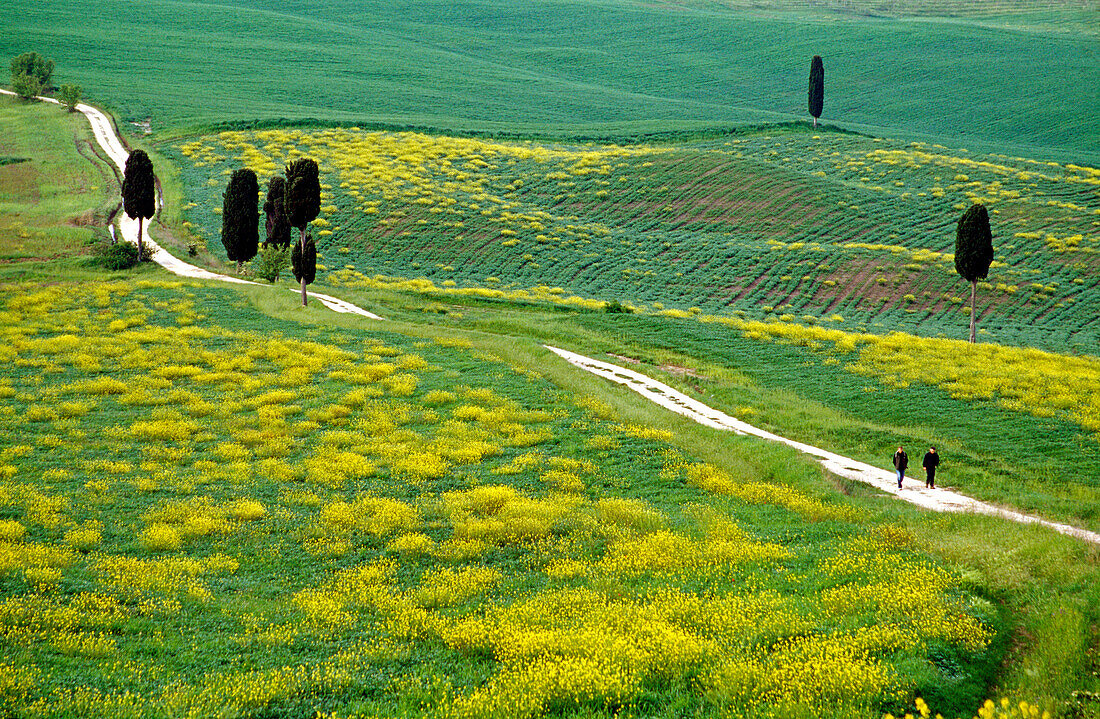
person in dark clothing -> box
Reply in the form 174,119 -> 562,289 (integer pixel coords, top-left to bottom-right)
893,446 -> 908,489
923,446 -> 940,488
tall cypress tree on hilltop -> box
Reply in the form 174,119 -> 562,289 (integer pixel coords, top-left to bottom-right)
284,159 -> 320,306
955,203 -> 994,343
808,56 -> 824,129
121,149 -> 156,262
221,168 -> 259,274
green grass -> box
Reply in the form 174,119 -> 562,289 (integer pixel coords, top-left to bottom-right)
0,275 -> 1013,719
3,0 -> 1098,162
296,287 -> 1100,533
156,113 -> 1100,528
0,95 -> 118,264
2,36 -> 1100,719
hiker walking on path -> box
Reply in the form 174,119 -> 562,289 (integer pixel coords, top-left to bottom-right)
893,446 -> 908,489
923,447 -> 940,489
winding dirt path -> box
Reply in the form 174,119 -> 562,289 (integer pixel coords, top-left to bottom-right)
9,89 -> 1097,544
0,89 -> 383,320
545,345 -> 1100,546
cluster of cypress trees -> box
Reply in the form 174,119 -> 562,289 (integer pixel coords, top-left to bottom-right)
220,158 -> 320,306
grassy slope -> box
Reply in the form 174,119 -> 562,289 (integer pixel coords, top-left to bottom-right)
2,0 -> 1097,161
0,101 -> 1017,718
0,95 -> 118,264
0,92 -> 1098,717
300,284 -> 1100,532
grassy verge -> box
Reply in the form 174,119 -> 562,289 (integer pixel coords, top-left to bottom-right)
0,95 -> 118,265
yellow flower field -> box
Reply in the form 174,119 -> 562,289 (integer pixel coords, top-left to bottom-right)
699,314 -> 1100,440
0,279 -> 995,717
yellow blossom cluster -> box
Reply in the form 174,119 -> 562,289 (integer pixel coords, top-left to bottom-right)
179,128 -> 661,250
699,314 -> 1100,440
328,270 -> 608,311
0,279 -> 998,716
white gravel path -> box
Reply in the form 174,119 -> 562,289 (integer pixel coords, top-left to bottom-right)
1,89 -> 383,320
545,345 -> 1100,545
8,89 -> 1096,544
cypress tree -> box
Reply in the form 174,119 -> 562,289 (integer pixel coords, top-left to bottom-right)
221,168 -> 260,274
954,203 -> 994,343
121,149 -> 156,262
808,56 -> 824,129
263,176 -> 291,248
284,159 -> 321,306
291,232 -> 317,287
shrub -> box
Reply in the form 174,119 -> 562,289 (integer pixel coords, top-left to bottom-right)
254,243 -> 289,283
604,299 -> 632,314
92,240 -> 140,270
0,520 -> 26,542
65,527 -> 102,552
58,83 -> 82,111
11,73 -> 43,100
229,500 -> 266,522
140,524 -> 182,552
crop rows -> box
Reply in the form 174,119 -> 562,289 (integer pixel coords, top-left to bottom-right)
167,125 -> 1099,354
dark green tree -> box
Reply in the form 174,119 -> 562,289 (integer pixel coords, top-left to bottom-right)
263,175 -> 291,248
121,149 -> 156,262
291,231 -> 317,289
808,55 -> 824,129
284,158 -> 320,305
221,168 -> 259,274
10,52 -> 53,89
954,203 -> 994,343
58,84 -> 82,112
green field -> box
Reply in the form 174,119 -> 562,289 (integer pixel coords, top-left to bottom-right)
159,123 -> 1100,537
0,96 -> 117,265
0,273 -> 1021,718
164,124 -> 1100,355
3,0 -> 1098,162
3,1 -> 1100,715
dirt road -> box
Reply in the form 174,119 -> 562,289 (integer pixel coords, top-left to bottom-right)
546,345 -> 1100,545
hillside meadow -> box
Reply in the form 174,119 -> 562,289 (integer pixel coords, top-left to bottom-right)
156,121 -> 1100,539
0,276 -> 1010,718
164,124 -> 1100,354
2,91 -> 1100,719
2,0 -> 1100,712
2,0 -> 1097,162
